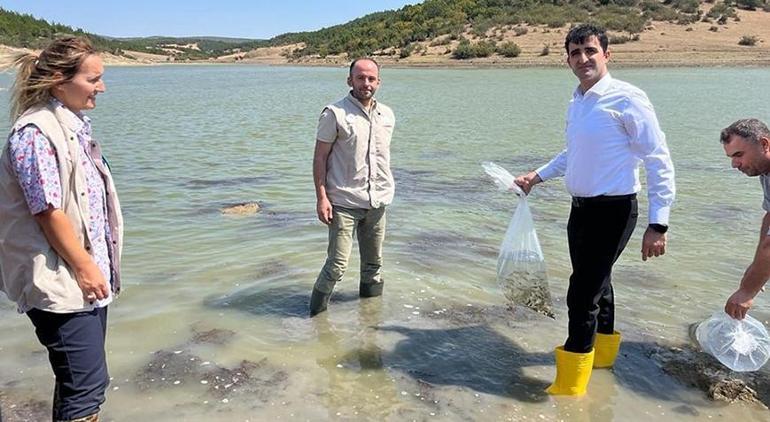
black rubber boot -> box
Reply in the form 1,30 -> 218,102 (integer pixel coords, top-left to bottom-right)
359,282 -> 384,298
309,288 -> 332,317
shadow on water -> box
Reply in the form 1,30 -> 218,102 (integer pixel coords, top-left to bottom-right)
205,283 -> 359,318
612,340 -> 705,405
375,324 -> 551,403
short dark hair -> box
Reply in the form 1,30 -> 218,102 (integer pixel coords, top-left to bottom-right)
349,57 -> 380,75
564,24 -> 608,53
720,118 -> 770,145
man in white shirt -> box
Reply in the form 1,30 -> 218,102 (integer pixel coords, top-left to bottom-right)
515,24 -> 675,396
720,119 -> 770,320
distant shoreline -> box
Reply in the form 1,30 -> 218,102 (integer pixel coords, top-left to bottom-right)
5,46 -> 766,70
96,55 -> 770,69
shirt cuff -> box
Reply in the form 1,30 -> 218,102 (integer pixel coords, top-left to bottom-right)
649,206 -> 670,226
535,164 -> 556,182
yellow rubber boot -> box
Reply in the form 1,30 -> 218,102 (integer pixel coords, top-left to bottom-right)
593,331 -> 621,368
546,346 -> 594,396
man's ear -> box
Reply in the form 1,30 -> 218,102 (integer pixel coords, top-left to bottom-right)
761,136 -> 770,154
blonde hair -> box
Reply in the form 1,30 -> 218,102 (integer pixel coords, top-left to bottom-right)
6,36 -> 96,120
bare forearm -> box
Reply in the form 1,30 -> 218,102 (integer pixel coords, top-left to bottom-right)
313,141 -> 332,201
34,207 -> 92,270
739,212 -> 770,295
740,243 -> 770,295
313,159 -> 327,200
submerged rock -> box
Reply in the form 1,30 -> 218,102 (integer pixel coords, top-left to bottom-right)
221,202 -> 261,216
135,327 -> 289,402
136,349 -> 289,401
425,302 -> 544,327
650,344 -> 770,407
191,328 -> 236,345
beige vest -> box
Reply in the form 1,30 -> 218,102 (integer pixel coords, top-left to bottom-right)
0,104 -> 124,313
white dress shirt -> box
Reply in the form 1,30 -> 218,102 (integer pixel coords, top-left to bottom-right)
536,73 -> 675,225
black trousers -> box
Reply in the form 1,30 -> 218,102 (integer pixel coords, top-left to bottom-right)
564,195 -> 637,353
27,306 -> 109,421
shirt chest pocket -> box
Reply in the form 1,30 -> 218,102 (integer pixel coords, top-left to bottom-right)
340,115 -> 371,144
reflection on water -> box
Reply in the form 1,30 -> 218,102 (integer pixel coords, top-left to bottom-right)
1,66 -> 770,420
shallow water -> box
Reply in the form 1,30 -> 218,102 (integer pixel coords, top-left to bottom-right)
1,65 -> 769,421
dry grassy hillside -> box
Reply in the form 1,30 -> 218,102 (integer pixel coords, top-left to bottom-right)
1,7 -> 768,67
232,7 -> 770,67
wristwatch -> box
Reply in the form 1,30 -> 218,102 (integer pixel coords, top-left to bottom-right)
649,223 -> 668,234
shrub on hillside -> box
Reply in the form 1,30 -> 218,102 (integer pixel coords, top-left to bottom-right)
595,8 -> 648,33
609,33 -> 641,44
400,43 -> 415,58
734,0 -> 764,10
452,40 -> 474,59
471,20 -> 493,37
429,36 -> 451,46
642,2 -> 681,22
738,35 -> 759,45
451,39 -> 496,59
666,0 -> 700,13
706,2 -> 737,19
496,41 -> 522,57
473,40 -> 497,57
676,12 -> 701,24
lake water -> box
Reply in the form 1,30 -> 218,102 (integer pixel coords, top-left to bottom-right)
0,65 -> 769,421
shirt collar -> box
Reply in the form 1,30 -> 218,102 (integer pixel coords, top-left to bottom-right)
574,73 -> 613,99
50,98 -> 91,136
346,92 -> 377,114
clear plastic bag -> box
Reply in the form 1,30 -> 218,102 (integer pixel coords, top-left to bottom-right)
695,311 -> 770,372
483,162 -> 553,317
482,161 -> 524,196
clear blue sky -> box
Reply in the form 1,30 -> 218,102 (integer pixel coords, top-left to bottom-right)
0,0 -> 420,39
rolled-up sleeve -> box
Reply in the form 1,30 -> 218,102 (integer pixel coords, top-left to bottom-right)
8,125 -> 63,214
623,94 -> 675,225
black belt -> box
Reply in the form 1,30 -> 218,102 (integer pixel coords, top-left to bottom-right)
571,193 -> 636,208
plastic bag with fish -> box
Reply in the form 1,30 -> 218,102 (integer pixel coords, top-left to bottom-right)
483,162 -> 553,317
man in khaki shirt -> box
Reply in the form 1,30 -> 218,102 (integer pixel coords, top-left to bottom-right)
310,58 -> 396,317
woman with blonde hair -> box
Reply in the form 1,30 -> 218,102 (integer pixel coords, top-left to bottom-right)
0,36 -> 123,422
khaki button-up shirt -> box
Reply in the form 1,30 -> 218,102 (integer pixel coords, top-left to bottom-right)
317,93 -> 395,209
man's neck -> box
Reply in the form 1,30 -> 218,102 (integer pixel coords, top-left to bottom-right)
578,71 -> 608,94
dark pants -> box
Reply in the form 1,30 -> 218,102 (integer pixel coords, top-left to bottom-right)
27,307 -> 109,421
564,195 -> 637,353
